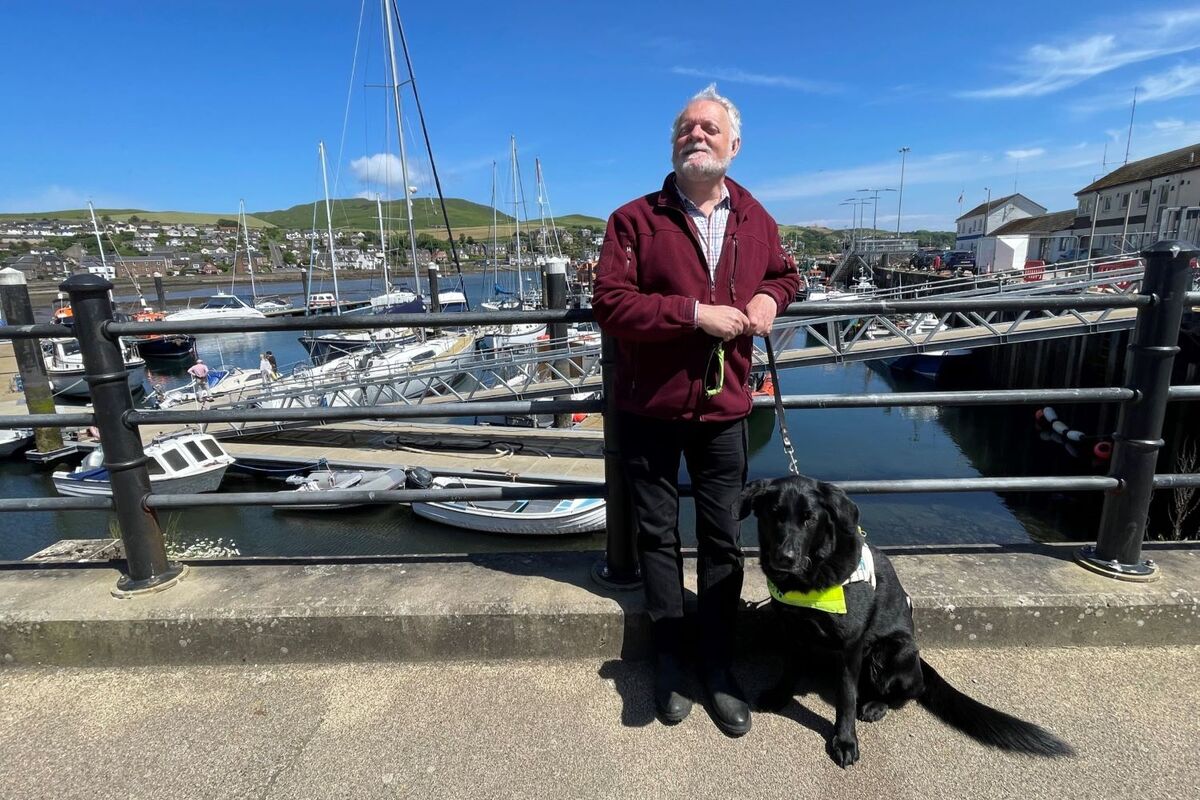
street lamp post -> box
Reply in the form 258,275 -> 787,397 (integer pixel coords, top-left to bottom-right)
896,146 -> 910,236
859,187 -> 896,239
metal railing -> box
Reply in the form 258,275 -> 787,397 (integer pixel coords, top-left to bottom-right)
1,241 -> 1198,593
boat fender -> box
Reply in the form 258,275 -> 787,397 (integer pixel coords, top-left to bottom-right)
1051,420 -> 1070,436
404,467 -> 433,490
571,413 -> 587,423
1066,429 -> 1085,442
1042,406 -> 1058,423
1093,441 -> 1113,460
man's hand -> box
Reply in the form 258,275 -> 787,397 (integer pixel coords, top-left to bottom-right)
696,304 -> 750,341
745,294 -> 778,336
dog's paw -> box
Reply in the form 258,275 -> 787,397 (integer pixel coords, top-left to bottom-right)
755,686 -> 794,712
857,701 -> 888,723
828,734 -> 860,768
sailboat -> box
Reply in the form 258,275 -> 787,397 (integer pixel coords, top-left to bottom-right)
481,137 -> 546,348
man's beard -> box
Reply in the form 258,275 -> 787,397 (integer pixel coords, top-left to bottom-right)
673,148 -> 732,180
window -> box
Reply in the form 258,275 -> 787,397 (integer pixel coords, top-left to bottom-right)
201,439 -> 224,459
1140,189 -> 1150,207
147,458 -> 165,476
1103,197 -> 1112,212
1160,185 -> 1169,204
184,441 -> 207,462
1121,193 -> 1129,209
161,449 -> 188,471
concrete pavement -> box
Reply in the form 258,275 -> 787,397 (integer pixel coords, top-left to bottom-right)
1,645 -> 1197,800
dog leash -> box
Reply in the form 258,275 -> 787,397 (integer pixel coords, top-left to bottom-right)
763,334 -> 800,476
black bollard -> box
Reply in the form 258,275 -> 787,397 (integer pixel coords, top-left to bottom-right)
427,265 -> 441,313
62,273 -> 185,596
153,275 -> 167,310
1079,240 -> 1200,581
545,257 -> 571,428
0,268 -> 64,455
591,332 -> 640,589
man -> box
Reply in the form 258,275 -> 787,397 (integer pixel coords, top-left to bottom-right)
592,85 -> 799,736
187,358 -> 211,402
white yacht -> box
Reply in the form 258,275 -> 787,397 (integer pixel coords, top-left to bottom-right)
44,337 -> 147,398
166,293 -> 266,321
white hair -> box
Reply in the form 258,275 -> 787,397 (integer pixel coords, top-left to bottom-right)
671,83 -> 742,142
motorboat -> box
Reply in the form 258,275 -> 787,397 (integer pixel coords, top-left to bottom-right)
272,467 -> 408,511
410,475 -> 606,535
44,337 -> 147,398
298,326 -> 419,365
166,293 -> 266,321
254,296 -> 294,314
0,428 -> 33,457
369,287 -> 424,314
129,308 -> 196,360
52,431 -> 235,497
876,314 -> 972,379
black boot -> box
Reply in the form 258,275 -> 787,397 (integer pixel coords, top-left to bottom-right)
651,618 -> 692,724
654,650 -> 692,724
698,569 -> 750,736
703,661 -> 751,737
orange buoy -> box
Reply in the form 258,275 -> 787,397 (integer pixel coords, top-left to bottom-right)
571,413 -> 587,423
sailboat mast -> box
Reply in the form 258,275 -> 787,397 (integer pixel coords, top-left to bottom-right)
382,0 -> 421,296
241,199 -> 257,301
318,140 -> 342,311
536,159 -> 563,258
511,136 -> 523,300
377,195 -> 390,292
87,201 -> 108,273
491,160 -> 499,294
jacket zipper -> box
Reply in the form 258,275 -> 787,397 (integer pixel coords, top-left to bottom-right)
729,234 -> 739,303
625,245 -> 638,396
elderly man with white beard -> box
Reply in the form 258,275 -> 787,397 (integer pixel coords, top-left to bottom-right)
592,85 -> 799,736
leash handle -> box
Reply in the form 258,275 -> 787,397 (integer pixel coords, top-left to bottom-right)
763,334 -> 800,476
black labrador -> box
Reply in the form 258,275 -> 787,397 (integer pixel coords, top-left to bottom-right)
736,474 -> 1073,768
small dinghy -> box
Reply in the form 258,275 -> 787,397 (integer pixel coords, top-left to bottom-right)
410,475 -> 606,535
0,428 -> 33,457
273,466 -> 408,511
52,431 -> 234,497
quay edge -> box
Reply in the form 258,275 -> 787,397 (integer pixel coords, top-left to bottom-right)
1,544 -> 1197,667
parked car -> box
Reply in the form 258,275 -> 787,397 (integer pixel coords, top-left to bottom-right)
944,251 -> 976,269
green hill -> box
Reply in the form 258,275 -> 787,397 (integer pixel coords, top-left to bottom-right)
0,209 -> 274,228
1,200 -> 608,235
253,198 -> 604,233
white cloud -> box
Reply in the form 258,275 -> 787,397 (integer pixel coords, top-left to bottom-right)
348,153 -> 430,196
671,66 -> 838,94
1006,148 -> 1046,160
1074,62 -> 1200,112
959,9 -> 1200,99
1154,118 -> 1185,130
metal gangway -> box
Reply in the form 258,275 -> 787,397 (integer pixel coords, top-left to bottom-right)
159,254 -> 1157,435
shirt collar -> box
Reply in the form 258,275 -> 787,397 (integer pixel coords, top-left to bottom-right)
673,179 -> 730,214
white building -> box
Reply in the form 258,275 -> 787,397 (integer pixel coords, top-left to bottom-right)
976,210 -> 1078,272
1072,142 -> 1200,256
954,194 -> 1047,256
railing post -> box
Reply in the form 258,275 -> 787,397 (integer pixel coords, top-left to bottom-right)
1078,240 -> 1199,581
0,268 -> 65,456
62,273 -> 186,597
591,332 -> 640,589
427,265 -> 441,313
545,257 -> 570,428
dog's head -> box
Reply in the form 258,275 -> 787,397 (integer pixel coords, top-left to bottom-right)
735,475 -> 862,592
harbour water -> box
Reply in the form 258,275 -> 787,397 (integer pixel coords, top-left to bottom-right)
0,270 -> 1106,560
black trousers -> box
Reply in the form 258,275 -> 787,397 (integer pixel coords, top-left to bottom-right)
617,412 -> 748,664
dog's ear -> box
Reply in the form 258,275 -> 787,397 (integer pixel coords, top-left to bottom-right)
823,482 -> 860,536
733,479 -> 771,520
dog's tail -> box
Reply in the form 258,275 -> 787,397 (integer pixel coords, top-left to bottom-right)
917,658 -> 1074,757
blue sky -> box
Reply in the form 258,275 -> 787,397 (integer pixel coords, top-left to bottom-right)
3,1 -> 1200,231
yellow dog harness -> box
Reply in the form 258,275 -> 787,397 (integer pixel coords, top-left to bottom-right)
766,539 -> 876,615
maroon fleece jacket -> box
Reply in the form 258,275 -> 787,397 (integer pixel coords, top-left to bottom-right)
592,174 -> 799,422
